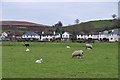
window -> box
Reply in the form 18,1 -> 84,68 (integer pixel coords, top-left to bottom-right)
119,38 -> 120,41
66,35 -> 68,37
111,38 -> 113,40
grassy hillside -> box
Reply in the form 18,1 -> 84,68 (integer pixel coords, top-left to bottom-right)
2,42 -> 118,78
87,20 -> 114,28
63,19 -> 118,34
1,19 -> 119,34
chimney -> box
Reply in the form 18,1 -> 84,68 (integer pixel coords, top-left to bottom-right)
111,30 -> 114,32
53,31 -> 55,35
42,31 -> 44,34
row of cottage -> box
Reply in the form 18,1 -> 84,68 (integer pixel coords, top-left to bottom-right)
0,30 -> 120,42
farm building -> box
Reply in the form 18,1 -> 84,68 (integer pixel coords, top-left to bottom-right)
0,31 -> 21,41
76,30 -> 120,42
77,33 -> 99,40
40,31 -> 60,41
98,30 -> 120,42
62,32 -> 72,41
22,32 -> 40,41
108,30 -> 120,42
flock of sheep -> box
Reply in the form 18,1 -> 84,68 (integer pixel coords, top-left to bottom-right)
68,43 -> 93,59
24,43 -> 93,64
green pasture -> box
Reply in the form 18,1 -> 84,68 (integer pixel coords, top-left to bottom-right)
0,42 -> 2,79
2,42 -> 118,78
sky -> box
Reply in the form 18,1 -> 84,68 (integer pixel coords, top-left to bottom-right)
1,0 -> 119,26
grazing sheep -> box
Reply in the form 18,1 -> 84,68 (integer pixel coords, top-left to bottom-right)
72,50 -> 84,58
66,46 -> 70,48
25,44 -> 30,47
86,43 -> 92,50
35,58 -> 43,63
26,48 -> 30,52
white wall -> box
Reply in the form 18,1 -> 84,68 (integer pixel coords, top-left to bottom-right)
41,34 -> 61,41
108,34 -> 119,42
62,32 -> 70,38
77,33 -> 120,42
77,34 -> 99,39
22,35 -> 40,39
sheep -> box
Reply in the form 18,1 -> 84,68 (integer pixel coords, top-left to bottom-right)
66,46 -> 70,49
72,50 -> 84,58
86,43 -> 93,50
26,48 -> 30,52
24,44 -> 30,47
35,58 -> 43,63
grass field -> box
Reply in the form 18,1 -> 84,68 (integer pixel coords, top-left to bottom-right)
0,42 -> 2,79
2,42 -> 118,78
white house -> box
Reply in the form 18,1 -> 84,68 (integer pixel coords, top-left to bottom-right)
1,32 -> 8,38
22,32 -> 40,41
0,32 -> 9,41
108,30 -> 120,42
98,31 -> 109,40
97,30 -> 120,42
77,30 -> 120,42
41,35 -> 53,41
54,34 -> 61,39
62,32 -> 72,39
77,34 -> 99,40
40,31 -> 61,41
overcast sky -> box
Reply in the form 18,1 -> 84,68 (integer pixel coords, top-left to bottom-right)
1,0 -> 119,26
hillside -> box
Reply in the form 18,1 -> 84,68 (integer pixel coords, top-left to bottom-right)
63,19 -> 119,34
0,21 -> 53,34
0,19 -> 119,34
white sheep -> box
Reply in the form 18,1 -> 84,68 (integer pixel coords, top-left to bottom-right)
86,43 -> 93,50
26,48 -> 30,52
66,46 -> 70,48
72,50 -> 84,58
35,58 -> 43,63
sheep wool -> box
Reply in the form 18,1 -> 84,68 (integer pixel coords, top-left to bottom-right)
66,46 -> 70,48
35,58 -> 43,63
72,50 -> 84,58
86,44 -> 93,49
26,48 -> 30,52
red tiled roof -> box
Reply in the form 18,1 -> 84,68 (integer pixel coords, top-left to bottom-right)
0,21 -> 50,27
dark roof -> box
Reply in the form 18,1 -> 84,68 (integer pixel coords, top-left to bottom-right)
41,33 -> 60,36
110,30 -> 120,35
77,32 -> 99,35
0,21 -> 50,27
23,32 -> 40,36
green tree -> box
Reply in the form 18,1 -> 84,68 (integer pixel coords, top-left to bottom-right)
112,14 -> 117,19
71,28 -> 77,42
54,21 -> 63,39
55,21 -> 63,27
75,19 -> 79,24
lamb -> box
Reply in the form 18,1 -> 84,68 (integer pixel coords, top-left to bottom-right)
35,58 -> 43,63
66,46 -> 70,48
86,43 -> 93,50
72,50 -> 84,58
26,48 -> 30,52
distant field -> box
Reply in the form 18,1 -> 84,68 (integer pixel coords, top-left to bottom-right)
2,42 -> 118,78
